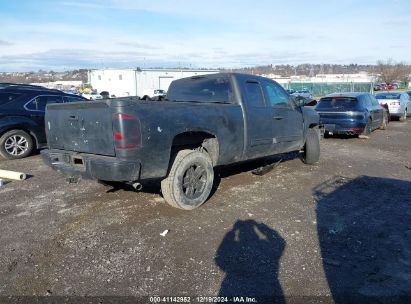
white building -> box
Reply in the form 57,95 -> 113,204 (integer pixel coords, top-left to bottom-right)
89,68 -> 219,98
30,80 -> 83,90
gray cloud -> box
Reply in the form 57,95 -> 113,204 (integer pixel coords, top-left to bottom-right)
0,40 -> 13,46
0,47 -> 321,71
0,48 -> 166,71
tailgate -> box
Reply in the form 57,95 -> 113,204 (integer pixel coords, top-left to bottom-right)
46,101 -> 115,156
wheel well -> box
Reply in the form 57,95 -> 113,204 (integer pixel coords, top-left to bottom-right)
171,131 -> 219,165
0,127 -> 39,148
309,123 -> 319,128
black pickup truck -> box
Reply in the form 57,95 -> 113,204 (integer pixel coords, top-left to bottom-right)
42,73 -> 320,209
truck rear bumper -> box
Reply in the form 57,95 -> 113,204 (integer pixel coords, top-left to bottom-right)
41,149 -> 141,182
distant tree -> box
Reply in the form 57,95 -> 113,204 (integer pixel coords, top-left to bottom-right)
376,59 -> 411,85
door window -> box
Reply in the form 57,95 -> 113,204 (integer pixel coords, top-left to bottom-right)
26,95 -> 63,112
244,81 -> 265,107
262,80 -> 290,108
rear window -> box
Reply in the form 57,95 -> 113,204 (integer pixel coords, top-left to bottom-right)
316,97 -> 358,110
0,92 -> 23,105
167,76 -> 232,103
375,93 -> 401,99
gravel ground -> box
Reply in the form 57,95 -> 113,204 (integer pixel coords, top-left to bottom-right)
0,118 -> 410,303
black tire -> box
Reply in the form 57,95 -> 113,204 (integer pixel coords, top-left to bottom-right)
380,113 -> 388,130
0,129 -> 34,160
362,118 -> 372,135
161,149 -> 214,210
303,128 -> 320,165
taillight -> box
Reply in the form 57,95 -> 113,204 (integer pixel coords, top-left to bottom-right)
390,100 -> 401,107
113,131 -> 125,140
112,113 -> 142,150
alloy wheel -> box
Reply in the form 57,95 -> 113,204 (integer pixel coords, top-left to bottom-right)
4,135 -> 29,156
182,164 -> 207,200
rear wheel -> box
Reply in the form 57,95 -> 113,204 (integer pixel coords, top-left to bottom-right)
302,128 -> 320,165
0,130 -> 34,160
161,149 -> 214,210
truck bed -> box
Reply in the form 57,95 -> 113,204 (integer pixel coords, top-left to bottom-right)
45,98 -> 244,180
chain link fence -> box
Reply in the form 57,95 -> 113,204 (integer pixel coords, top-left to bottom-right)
282,82 -> 373,97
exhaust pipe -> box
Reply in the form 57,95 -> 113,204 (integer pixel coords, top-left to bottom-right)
131,182 -> 142,191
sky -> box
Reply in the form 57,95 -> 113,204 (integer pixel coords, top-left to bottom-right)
0,0 -> 410,71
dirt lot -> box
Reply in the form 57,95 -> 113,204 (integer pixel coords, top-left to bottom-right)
0,119 -> 410,303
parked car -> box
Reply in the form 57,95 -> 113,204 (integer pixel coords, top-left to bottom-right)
373,84 -> 384,91
315,92 -> 388,136
387,84 -> 398,90
42,73 -> 321,210
81,91 -> 103,100
0,83 -> 87,159
374,83 -> 389,91
292,89 -> 313,99
406,91 -> 411,98
100,91 -> 110,99
375,92 -> 410,121
141,89 -> 167,99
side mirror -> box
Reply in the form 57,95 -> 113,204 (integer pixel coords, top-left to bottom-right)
293,95 -> 306,107
305,99 -> 318,107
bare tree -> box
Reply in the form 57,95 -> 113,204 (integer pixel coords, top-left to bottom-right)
376,59 -> 411,85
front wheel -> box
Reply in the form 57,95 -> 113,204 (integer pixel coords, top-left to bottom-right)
0,129 -> 34,160
161,149 -> 214,210
302,128 -> 320,165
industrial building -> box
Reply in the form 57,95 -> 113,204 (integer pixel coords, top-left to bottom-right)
88,68 -> 219,98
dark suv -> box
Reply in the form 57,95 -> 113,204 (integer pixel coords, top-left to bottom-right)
0,83 -> 86,159
315,92 -> 388,136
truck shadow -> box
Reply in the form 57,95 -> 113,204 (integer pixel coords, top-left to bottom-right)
315,176 -> 411,303
215,219 -> 286,303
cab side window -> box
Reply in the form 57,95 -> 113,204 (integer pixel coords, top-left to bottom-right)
244,81 -> 265,107
262,80 -> 290,108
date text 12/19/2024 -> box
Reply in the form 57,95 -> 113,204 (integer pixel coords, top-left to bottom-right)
149,296 -> 258,303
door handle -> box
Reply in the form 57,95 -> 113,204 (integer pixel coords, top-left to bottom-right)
273,116 -> 284,120
69,115 -> 78,121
